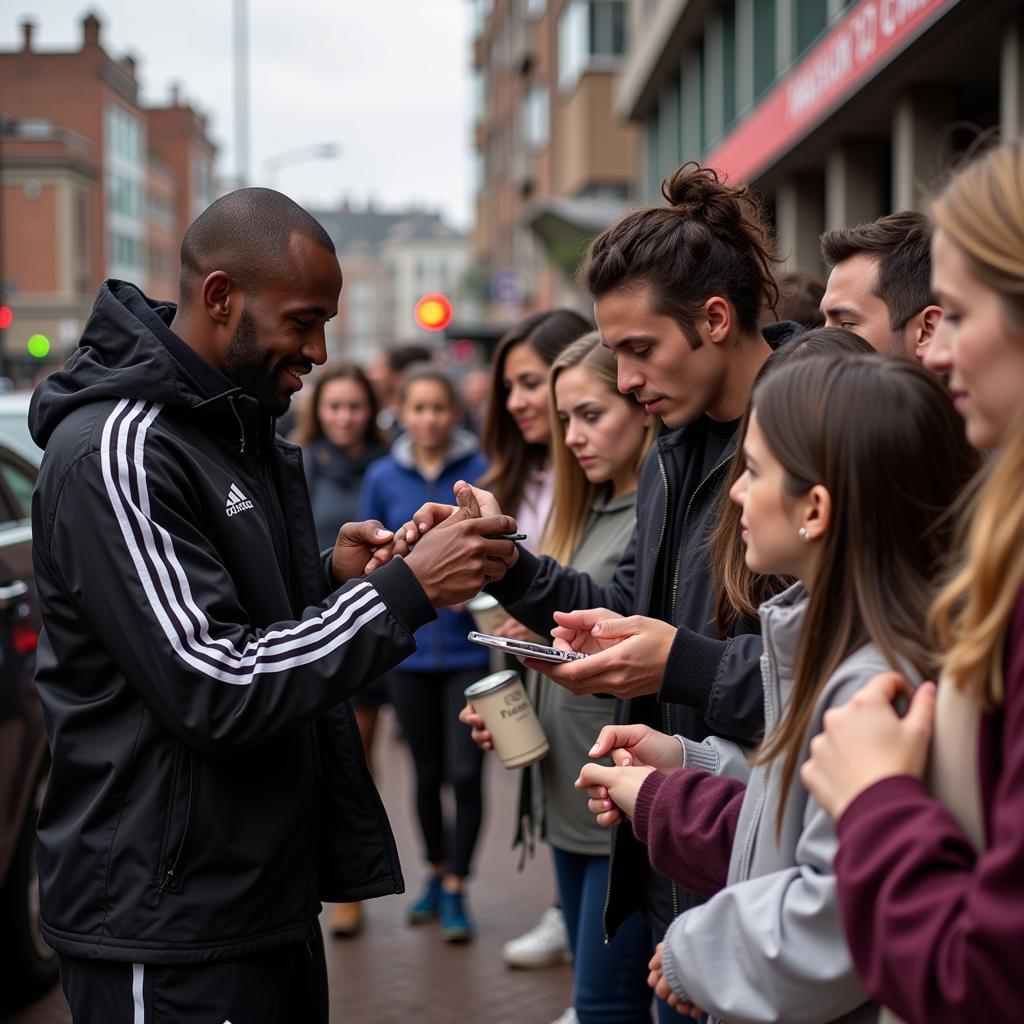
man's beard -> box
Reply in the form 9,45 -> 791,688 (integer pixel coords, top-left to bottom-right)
223,309 -> 289,418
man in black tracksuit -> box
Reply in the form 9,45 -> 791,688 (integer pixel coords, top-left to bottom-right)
29,190 -> 516,1022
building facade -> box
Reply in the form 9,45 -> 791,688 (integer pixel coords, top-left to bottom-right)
0,14 -> 216,378
620,0 -> 1023,273
471,0 -> 639,320
312,202 -> 470,365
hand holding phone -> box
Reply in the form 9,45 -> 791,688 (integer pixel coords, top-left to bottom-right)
468,631 -> 588,663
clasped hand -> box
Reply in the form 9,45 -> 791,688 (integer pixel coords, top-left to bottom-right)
331,481 -> 519,607
574,723 -> 682,826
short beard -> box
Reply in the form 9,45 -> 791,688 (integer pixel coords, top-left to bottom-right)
223,309 -> 289,418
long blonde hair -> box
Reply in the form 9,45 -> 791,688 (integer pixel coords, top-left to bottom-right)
539,333 -> 657,563
929,141 -> 1024,708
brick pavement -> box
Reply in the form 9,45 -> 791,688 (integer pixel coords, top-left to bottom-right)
3,709 -> 579,1024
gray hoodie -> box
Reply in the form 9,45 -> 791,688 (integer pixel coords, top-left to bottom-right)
661,582 -> 915,1024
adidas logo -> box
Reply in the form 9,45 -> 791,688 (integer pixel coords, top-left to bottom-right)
225,482 -> 255,517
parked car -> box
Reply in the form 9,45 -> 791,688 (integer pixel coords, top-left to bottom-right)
0,400 -> 58,1008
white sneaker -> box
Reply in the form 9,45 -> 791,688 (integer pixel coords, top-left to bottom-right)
501,906 -> 572,969
548,1009 -> 578,1024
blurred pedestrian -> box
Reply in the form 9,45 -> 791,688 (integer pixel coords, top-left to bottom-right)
292,360 -> 391,938
776,269 -> 825,329
367,343 -> 433,437
360,365 -> 491,942
28,188 -> 519,1023
803,140 -> 1024,1024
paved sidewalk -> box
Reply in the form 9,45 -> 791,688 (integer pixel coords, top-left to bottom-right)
3,708 -> 577,1024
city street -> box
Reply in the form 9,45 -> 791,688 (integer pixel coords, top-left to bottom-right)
2,708 -> 578,1024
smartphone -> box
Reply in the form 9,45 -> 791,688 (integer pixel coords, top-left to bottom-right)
468,631 -> 588,663
486,532 -> 528,541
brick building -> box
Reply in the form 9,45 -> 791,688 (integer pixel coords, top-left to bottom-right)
0,13 -> 216,379
470,0 -> 638,321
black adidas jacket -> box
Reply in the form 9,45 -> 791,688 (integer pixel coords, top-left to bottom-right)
28,281 -> 436,964
489,320 -> 802,938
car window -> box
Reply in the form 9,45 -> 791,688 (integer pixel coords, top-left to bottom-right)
0,450 -> 36,521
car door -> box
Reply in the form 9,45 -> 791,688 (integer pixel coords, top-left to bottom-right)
0,444 -> 42,882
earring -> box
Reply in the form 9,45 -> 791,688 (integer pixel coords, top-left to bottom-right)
798,527 -> 808,540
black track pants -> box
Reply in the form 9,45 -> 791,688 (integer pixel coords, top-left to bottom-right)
58,930 -> 328,1024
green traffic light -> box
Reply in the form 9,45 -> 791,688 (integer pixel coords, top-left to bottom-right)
28,333 -> 51,358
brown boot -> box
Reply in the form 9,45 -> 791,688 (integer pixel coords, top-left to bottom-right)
329,901 -> 363,938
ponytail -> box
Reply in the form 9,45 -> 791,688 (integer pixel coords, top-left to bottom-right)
583,162 -> 780,345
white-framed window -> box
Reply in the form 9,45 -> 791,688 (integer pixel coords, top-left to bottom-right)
523,83 -> 550,150
558,0 -> 627,93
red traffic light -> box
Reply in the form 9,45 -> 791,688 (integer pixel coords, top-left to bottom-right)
414,293 -> 453,332
0,305 -> 12,330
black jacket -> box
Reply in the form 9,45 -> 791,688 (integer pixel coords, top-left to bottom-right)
490,321 -> 801,937
29,281 -> 436,964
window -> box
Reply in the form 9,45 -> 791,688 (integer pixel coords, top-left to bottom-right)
722,2 -> 737,130
0,452 -> 36,521
753,0 -> 777,100
557,1 -> 627,93
795,0 -> 828,58
523,83 -> 550,149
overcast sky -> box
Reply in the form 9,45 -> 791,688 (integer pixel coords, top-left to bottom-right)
1,1 -> 475,228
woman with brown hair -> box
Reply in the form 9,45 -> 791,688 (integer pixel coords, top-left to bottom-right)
464,333 -> 658,1022
577,353 -> 977,1022
802,140 -> 1024,1024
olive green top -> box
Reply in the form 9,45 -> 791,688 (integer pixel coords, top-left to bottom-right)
528,489 -> 638,856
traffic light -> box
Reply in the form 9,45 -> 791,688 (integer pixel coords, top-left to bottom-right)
0,305 -> 12,330
28,333 -> 50,358
414,293 -> 453,332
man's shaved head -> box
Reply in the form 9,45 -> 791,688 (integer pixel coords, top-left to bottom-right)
180,187 -> 337,299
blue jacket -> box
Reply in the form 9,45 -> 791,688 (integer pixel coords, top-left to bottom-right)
360,429 -> 490,673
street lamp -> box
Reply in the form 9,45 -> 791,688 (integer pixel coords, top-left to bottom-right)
263,142 -> 341,190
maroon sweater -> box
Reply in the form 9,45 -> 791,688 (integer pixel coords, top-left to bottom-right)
834,591 -> 1024,1022
632,767 -> 746,899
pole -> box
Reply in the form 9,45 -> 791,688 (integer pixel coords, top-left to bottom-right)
233,0 -> 250,187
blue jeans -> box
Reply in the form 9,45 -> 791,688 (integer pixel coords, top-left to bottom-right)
552,847 -> 652,1024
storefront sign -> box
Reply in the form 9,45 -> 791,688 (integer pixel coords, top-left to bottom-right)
706,0 -> 960,181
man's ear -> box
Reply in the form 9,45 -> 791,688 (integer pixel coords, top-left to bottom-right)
912,304 -> 943,360
201,271 -> 236,326
704,296 -> 733,345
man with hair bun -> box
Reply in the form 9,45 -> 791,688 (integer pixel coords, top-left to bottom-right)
452,162 -> 804,1022
28,187 -> 518,1022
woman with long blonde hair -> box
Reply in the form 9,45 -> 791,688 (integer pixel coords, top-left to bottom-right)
802,140 -> 1024,1023
464,333 -> 658,1023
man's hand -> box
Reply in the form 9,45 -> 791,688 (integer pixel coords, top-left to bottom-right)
404,507 -> 519,607
523,611 -> 677,698
332,520 -> 400,584
458,702 -> 493,751
575,763 -> 656,824
648,943 -> 704,1018
801,672 -> 935,820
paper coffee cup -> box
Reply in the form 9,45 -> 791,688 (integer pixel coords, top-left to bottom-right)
464,670 -> 549,769
467,592 -> 506,635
